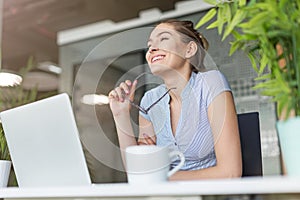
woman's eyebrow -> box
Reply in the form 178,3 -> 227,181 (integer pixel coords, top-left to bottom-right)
147,31 -> 173,43
157,31 -> 173,37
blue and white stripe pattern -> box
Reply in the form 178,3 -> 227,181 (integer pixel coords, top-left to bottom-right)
139,70 -> 231,171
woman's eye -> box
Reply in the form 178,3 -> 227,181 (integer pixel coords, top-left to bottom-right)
160,37 -> 169,41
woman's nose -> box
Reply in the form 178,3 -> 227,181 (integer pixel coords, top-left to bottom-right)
148,47 -> 159,53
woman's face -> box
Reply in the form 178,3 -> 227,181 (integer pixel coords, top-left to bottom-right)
145,23 -> 190,75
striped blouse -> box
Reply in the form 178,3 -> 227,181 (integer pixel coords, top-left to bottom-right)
139,70 -> 231,170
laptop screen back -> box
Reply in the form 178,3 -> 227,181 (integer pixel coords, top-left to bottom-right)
0,93 -> 91,187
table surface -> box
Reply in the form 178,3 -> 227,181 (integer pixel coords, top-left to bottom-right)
0,176 -> 300,198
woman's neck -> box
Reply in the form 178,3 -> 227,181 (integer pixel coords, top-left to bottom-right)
163,69 -> 192,101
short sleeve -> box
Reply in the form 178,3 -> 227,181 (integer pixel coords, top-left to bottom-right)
139,92 -> 151,121
138,85 -> 167,121
202,70 -> 231,107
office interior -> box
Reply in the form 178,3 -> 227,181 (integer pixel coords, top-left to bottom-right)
1,0 -> 281,185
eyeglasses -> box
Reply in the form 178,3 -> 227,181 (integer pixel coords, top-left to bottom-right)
127,72 -> 176,115
129,87 -> 176,114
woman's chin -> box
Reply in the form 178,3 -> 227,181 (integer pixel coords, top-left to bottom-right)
149,64 -> 160,74
149,63 -> 171,75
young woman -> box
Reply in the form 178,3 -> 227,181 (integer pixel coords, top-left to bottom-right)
108,19 -> 242,180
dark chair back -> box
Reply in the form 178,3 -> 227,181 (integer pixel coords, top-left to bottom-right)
237,112 -> 263,177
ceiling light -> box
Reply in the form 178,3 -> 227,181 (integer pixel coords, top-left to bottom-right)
47,65 -> 62,74
0,0 -> 22,87
37,61 -> 62,74
81,94 -> 109,105
0,72 -> 22,87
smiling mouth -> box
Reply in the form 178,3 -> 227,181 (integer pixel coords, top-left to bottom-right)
151,55 -> 165,63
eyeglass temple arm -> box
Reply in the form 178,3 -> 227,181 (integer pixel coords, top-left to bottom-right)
129,100 -> 148,114
144,87 -> 176,113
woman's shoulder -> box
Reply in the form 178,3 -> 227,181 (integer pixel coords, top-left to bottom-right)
195,70 -> 225,79
193,69 -> 231,96
143,84 -> 166,99
192,70 -> 227,85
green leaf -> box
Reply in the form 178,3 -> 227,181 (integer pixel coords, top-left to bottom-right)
266,30 -> 291,38
255,73 -> 271,81
247,52 -> 259,73
204,0 -> 217,6
217,4 -> 224,34
195,8 -> 217,29
239,0 -> 246,7
231,30 -> 242,40
216,3 -> 232,35
277,95 -> 289,117
229,40 -> 243,55
240,11 -> 269,29
224,2 -> 232,22
0,127 -> 10,160
258,54 -> 269,75
279,0 -> 289,10
251,2 -> 275,12
222,9 -> 247,40
207,21 -> 219,29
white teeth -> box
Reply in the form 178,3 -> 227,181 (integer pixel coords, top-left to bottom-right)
152,55 -> 164,63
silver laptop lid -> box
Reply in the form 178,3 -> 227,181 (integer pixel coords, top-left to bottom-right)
0,93 -> 91,187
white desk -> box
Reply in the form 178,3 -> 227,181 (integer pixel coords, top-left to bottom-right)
1,176 -> 300,200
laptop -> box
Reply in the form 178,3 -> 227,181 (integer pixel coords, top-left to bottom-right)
0,93 -> 92,187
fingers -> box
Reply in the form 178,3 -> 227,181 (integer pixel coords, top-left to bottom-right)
108,80 -> 135,102
115,86 -> 125,101
129,79 -> 138,101
120,81 -> 131,95
137,141 -> 148,145
142,133 -> 156,145
108,89 -> 118,100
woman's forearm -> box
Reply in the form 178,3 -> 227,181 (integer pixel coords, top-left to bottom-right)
169,164 -> 242,181
113,112 -> 138,164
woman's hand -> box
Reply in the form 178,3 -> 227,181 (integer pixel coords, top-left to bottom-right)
137,133 -> 156,145
108,79 -> 137,117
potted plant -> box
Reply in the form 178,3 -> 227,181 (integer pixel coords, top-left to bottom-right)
196,0 -> 300,176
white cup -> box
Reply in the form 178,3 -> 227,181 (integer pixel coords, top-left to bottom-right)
125,145 -> 185,184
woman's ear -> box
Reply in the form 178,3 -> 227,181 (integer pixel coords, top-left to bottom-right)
185,41 -> 198,59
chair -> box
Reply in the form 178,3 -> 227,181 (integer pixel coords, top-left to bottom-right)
237,112 -> 263,177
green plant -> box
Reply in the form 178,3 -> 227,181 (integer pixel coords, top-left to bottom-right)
0,124 -> 10,160
0,57 -> 39,161
0,85 -> 39,160
196,0 -> 300,119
